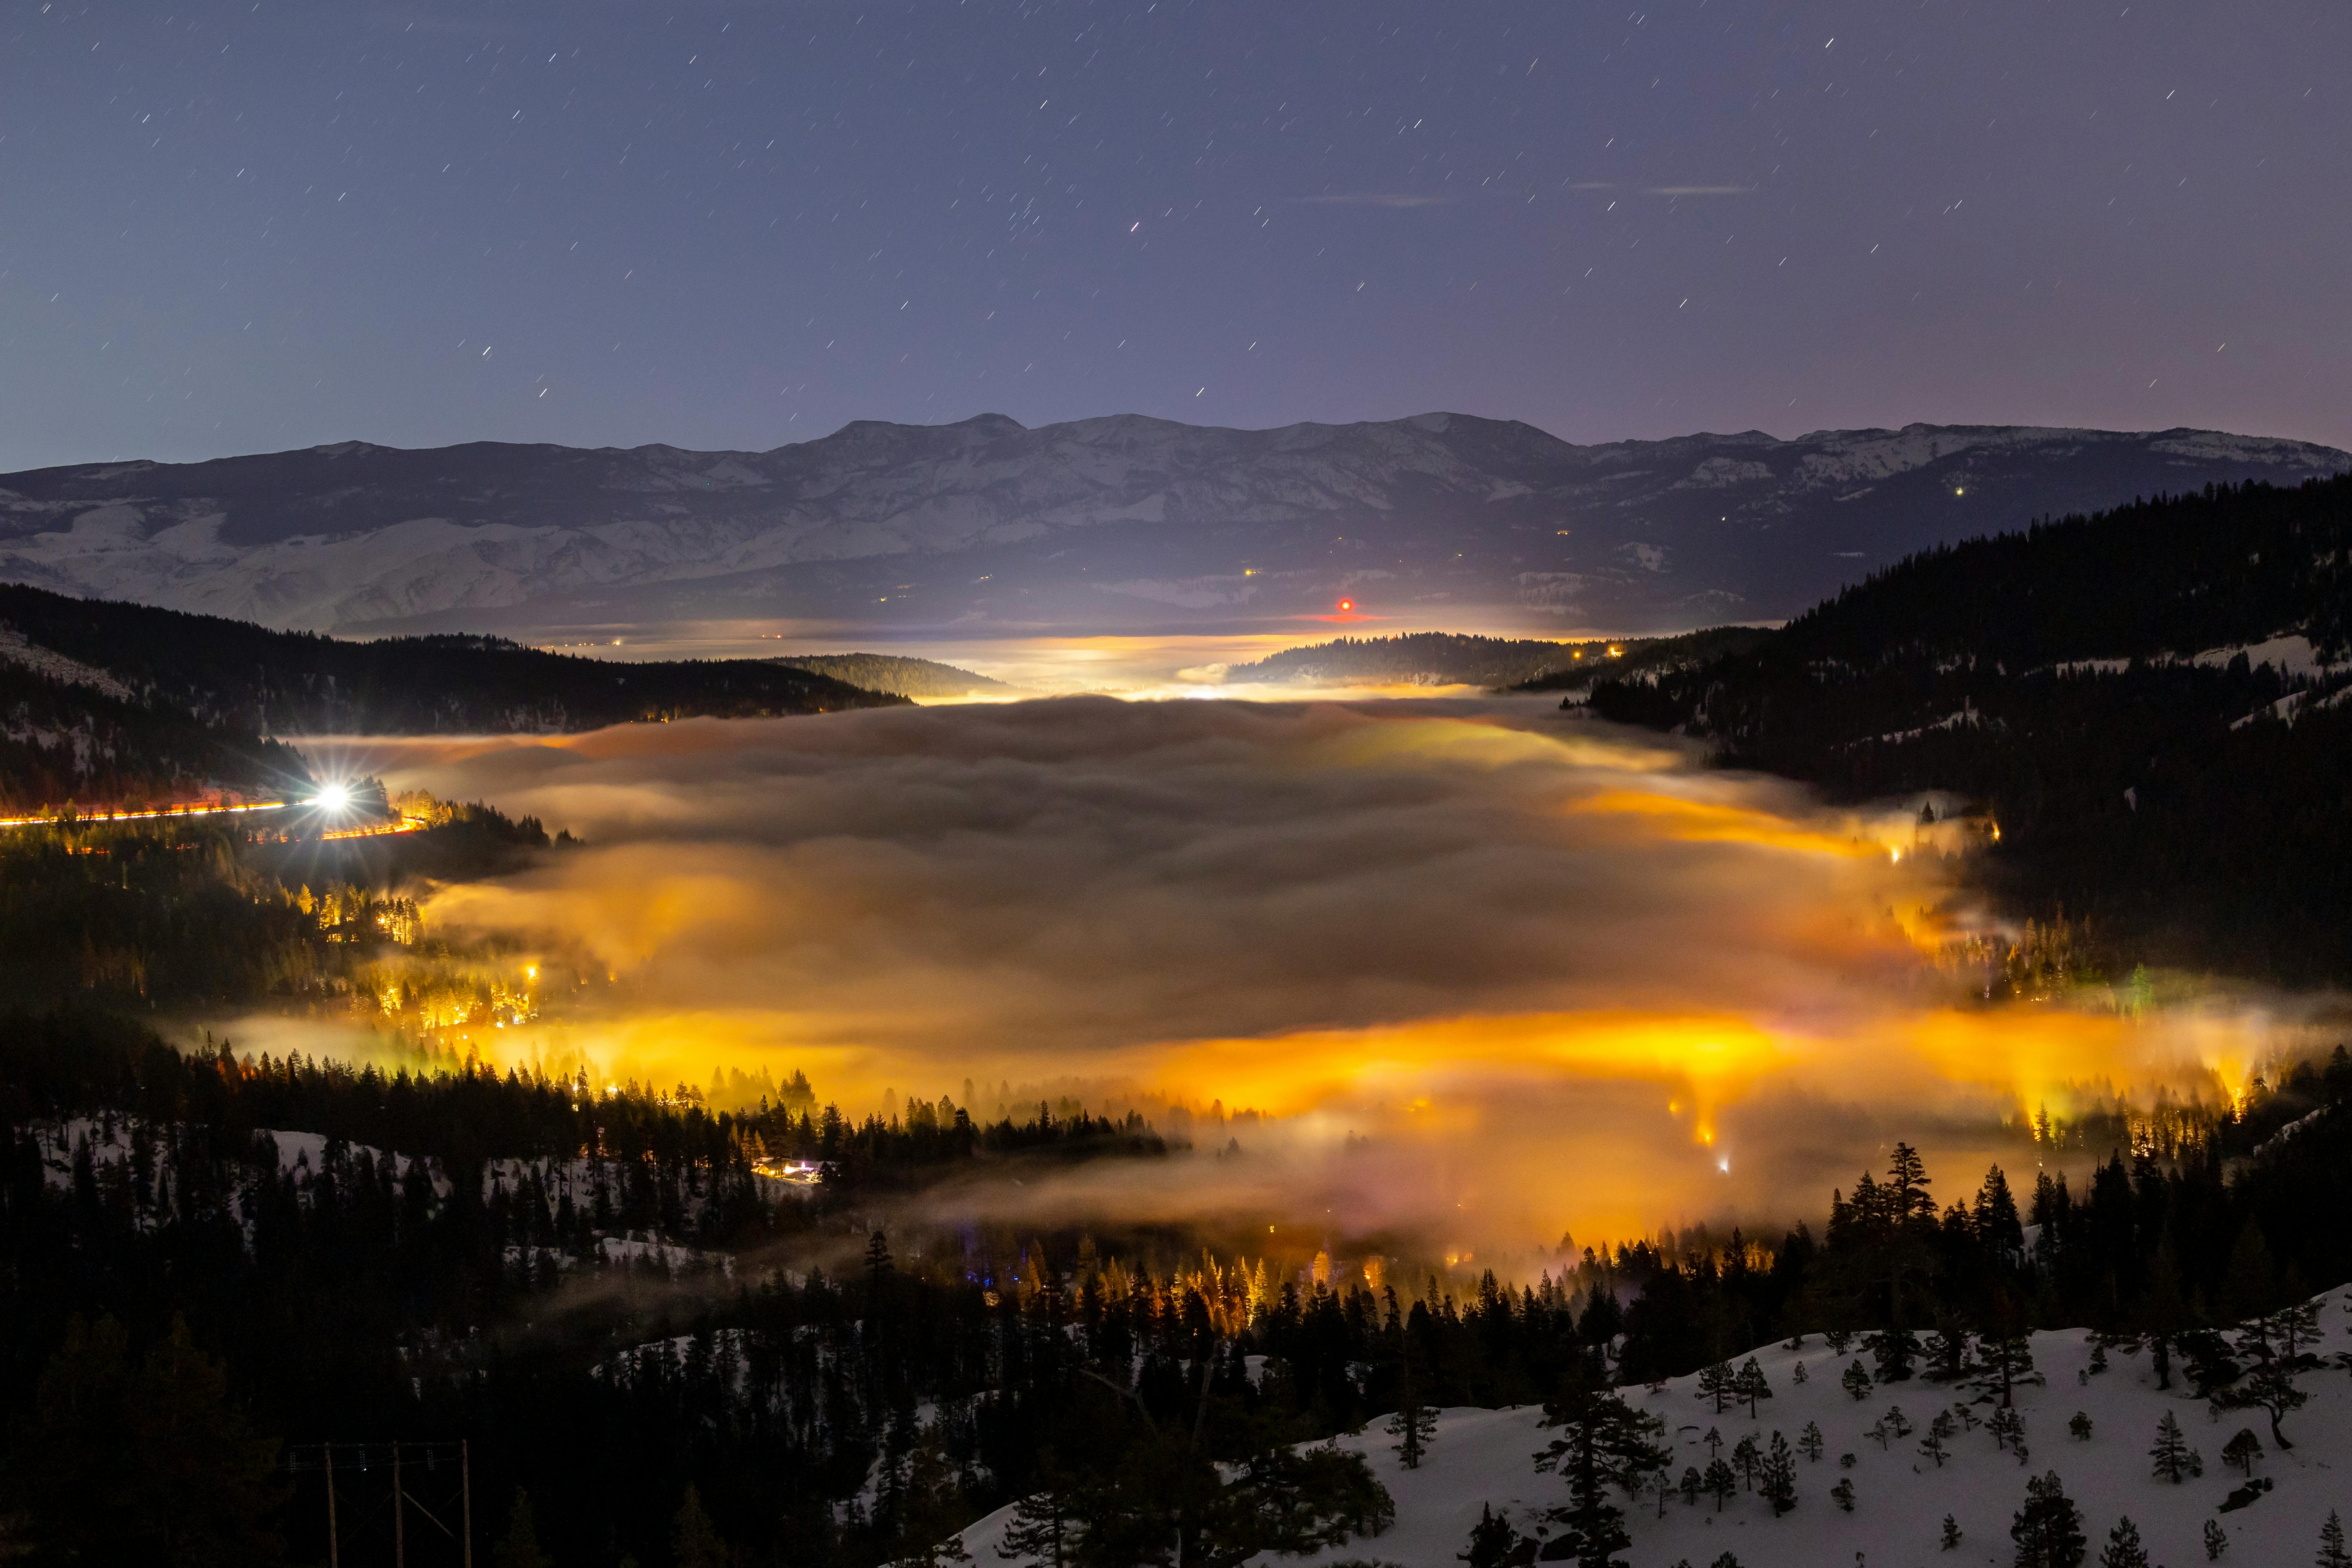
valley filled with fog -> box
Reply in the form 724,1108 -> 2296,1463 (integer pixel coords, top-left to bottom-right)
267,691 -> 2297,1267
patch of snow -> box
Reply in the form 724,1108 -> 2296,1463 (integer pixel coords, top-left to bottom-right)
0,626 -> 138,702
968,1290 -> 2352,1568
2193,634 -> 2336,678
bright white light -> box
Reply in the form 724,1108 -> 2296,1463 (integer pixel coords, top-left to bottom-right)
314,784 -> 350,810
1718,1159 -> 1731,1173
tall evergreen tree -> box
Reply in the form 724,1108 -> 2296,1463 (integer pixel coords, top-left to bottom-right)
495,1491 -> 551,1568
2,1315 -> 286,1568
2149,1411 -> 2190,1483
1695,1359 -> 1735,1414
1734,1358 -> 1772,1417
2009,1472 -> 2087,1568
997,1470 -> 1076,1568
1758,1431 -> 1796,1517
1533,1359 -> 1670,1567
2097,1517 -> 2149,1568
2318,1510 -> 2350,1568
672,1486 -> 729,1568
1457,1503 -> 1522,1568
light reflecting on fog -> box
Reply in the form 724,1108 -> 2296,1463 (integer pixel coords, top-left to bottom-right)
282,695 -> 2321,1254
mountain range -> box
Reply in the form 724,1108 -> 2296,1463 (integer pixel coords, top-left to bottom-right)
2,415 -> 2343,638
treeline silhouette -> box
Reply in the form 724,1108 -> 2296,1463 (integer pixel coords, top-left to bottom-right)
0,804 -> 559,1010
0,582 -> 910,812
1588,476 -> 2352,981
1225,626 -> 1768,690
2,1006 -> 2347,1565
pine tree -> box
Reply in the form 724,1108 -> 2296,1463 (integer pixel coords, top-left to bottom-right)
1533,1360 -> 1671,1567
1942,1514 -> 1963,1550
1457,1503 -> 1522,1568
1976,1164 -> 2025,1256
2210,1356 -> 2310,1450
998,1468 -> 1076,1568
2068,1411 -> 2093,1441
2318,1510 -> 2350,1568
3,1316 -> 288,1568
1735,1357 -> 1773,1417
1797,1421 -> 1825,1462
1732,1433 -> 1761,1491
2203,1519 -> 2228,1559
1387,1395 -> 1438,1470
1975,1323 -> 2039,1409
898,1425 -> 975,1568
1842,1360 -> 1874,1402
1927,1322 -> 1972,1382
1697,1358 -> 1736,1413
2098,1517 -> 2149,1568
2220,1428 -> 2262,1476
672,1486 -> 728,1568
1991,1403 -> 2028,1462
1920,1409 -> 1955,1467
2009,1471 -> 2086,1568
1869,1325 -> 1922,1382
2149,1411 -> 2189,1483
1830,1478 -> 1855,1513
1759,1432 -> 1796,1516
1703,1458 -> 1737,1512
495,1491 -> 550,1568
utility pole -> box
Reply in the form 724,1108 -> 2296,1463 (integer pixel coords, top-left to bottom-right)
462,1439 -> 473,1568
393,1445 -> 405,1568
325,1442 -> 338,1568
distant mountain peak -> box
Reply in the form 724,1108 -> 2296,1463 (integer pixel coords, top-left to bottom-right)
0,415 -> 2341,638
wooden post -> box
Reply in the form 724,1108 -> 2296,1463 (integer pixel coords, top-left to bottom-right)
393,1446 -> 404,1568
325,1444 -> 339,1568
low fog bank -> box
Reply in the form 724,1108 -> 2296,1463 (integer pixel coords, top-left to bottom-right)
289,697 -> 2315,1255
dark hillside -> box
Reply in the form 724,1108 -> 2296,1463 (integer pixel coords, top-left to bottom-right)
0,585 -> 906,810
1225,626 -> 1769,691
1588,478 -> 2352,981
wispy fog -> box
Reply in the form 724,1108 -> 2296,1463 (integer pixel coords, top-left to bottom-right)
304,697 -> 2310,1258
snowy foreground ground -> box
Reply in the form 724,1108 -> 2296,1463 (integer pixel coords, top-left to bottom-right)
962,1286 -> 2352,1568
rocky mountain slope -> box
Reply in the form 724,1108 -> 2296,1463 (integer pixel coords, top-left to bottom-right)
2,416 -> 2341,638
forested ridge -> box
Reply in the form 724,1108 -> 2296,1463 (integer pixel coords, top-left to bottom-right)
1226,627 -> 1769,691
0,583 -> 906,812
1588,477 -> 2352,982
0,799 -> 568,1012
2,1006 -> 2347,1565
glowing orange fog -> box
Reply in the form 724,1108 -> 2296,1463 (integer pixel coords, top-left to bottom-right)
1144,1011 -> 1788,1122
1569,788 -> 1890,860
325,699 -> 2308,1251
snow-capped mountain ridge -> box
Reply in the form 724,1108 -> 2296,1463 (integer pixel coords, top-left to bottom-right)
0,415 -> 2341,636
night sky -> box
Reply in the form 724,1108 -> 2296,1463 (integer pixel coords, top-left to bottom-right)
3,0 -> 2345,472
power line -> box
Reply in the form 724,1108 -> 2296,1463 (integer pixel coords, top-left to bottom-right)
282,1439 -> 472,1568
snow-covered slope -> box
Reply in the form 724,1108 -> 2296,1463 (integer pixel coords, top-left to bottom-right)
1,417 -> 2341,637
965,1288 -> 2352,1568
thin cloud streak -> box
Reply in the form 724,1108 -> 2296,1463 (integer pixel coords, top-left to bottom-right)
1293,193 -> 1458,207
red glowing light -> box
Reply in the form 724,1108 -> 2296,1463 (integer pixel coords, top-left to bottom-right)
1337,598 -> 1355,613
